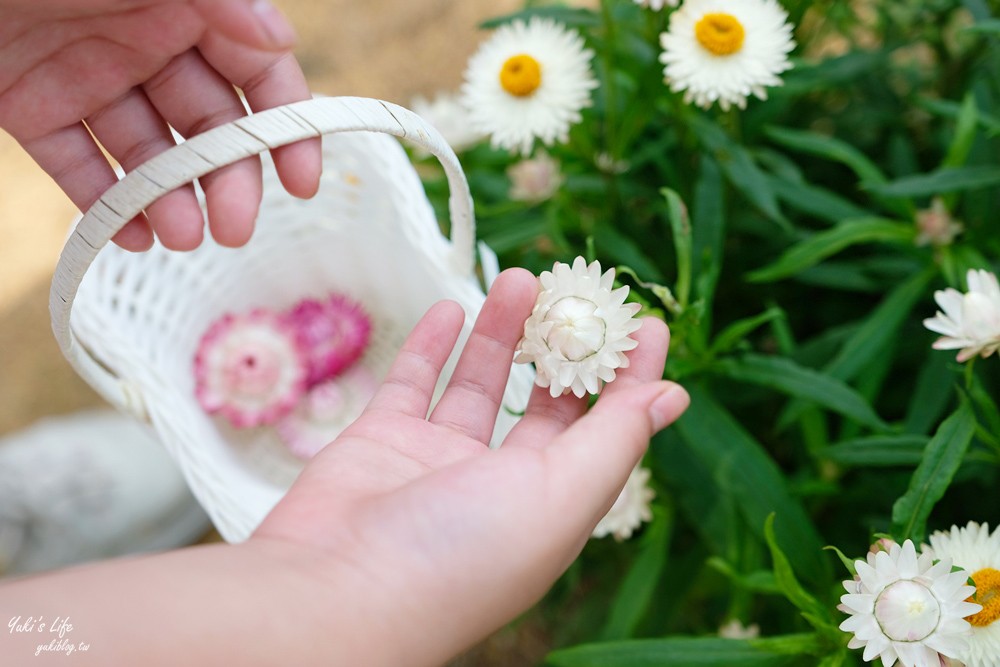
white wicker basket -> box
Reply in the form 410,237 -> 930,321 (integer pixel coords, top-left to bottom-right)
49,97 -> 535,542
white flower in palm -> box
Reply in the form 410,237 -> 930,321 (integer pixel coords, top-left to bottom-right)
508,151 -> 564,203
839,539 -> 980,667
592,465 -> 655,541
634,0 -> 680,10
515,257 -> 642,398
926,522 -> 1000,667
659,0 -> 795,111
461,17 -> 598,155
409,91 -> 485,154
923,269 -> 1000,362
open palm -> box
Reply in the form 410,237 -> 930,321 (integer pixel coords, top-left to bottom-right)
0,0 -> 321,251
254,269 -> 689,665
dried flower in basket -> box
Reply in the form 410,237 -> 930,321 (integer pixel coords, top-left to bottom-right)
515,257 -> 642,398
276,366 -> 379,460
194,310 -> 309,429
282,294 -> 373,387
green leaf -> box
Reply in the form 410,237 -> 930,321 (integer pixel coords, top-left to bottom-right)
594,222 -> 665,282
904,351 -> 956,435
601,509 -> 672,641
764,126 -> 888,186
691,116 -> 789,230
747,218 -> 915,283
764,515 -> 831,629
864,166 -> 1000,198
822,435 -> 930,467
713,354 -> 890,431
547,636 -> 818,667
707,557 -> 781,594
692,156 -> 726,324
941,93 -> 980,170
964,17 -> 1000,34
823,545 -> 857,576
479,6 -> 599,29
766,176 -> 870,225
662,188 -> 692,308
891,400 -> 978,543
675,386 -> 830,585
709,308 -> 786,356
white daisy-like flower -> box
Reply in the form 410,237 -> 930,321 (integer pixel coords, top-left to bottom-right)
839,539 -> 981,667
634,0 -> 680,10
926,522 -> 1000,667
718,619 -> 761,639
592,465 -> 655,541
659,0 -> 795,111
515,257 -> 642,398
508,151 -> 564,203
409,91 -> 486,154
461,17 -> 598,155
923,269 -> 1000,363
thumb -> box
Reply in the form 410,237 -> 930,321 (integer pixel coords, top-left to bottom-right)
193,0 -> 298,51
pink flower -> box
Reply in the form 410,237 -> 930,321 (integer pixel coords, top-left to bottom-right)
276,366 -> 379,459
194,310 -> 308,428
282,294 -> 372,387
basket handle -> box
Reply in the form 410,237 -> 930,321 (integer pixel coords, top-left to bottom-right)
49,96 -> 476,417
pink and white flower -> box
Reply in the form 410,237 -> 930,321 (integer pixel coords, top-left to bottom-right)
282,294 -> 372,387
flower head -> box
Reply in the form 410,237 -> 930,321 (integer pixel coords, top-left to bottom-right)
508,151 -> 564,203
659,0 -> 795,111
923,269 -> 1000,363
926,522 -> 1000,667
592,465 -> 655,541
515,257 -> 642,398
409,91 -> 485,154
634,0 -> 680,10
462,17 -> 598,155
839,540 -> 981,667
915,198 -> 964,248
194,310 -> 308,428
276,366 -> 379,460
282,294 -> 372,387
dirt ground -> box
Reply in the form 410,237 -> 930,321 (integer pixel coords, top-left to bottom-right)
0,1 -> 572,663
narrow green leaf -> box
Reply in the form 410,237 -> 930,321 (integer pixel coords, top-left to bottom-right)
964,17 -> 1000,34
547,636 -> 816,667
594,222 -> 665,282
601,510 -> 672,641
675,386 -> 830,584
823,435 -> 930,467
767,176 -> 870,225
764,514 -> 831,629
823,545 -> 857,576
747,218 -> 915,283
891,400 -> 978,543
764,126 -> 887,185
662,188 -> 692,308
714,354 -> 890,431
941,93 -> 980,170
864,166 -> 1000,198
709,308 -> 785,356
707,557 -> 781,594
904,350 -> 955,435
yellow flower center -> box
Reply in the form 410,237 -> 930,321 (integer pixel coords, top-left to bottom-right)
968,568 -> 1000,627
500,54 -> 542,97
695,13 -> 746,56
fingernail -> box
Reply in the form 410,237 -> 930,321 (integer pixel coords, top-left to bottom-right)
649,384 -> 690,432
252,0 -> 298,48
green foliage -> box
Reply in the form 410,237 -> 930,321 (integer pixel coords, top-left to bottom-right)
418,0 -> 1000,662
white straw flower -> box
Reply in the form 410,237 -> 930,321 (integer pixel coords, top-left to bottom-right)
592,465 -> 655,541
508,151 -> 564,203
515,257 -> 642,398
839,539 -> 981,667
915,198 -> 964,248
461,17 -> 598,155
659,0 -> 795,111
409,91 -> 485,154
926,522 -> 1000,667
923,269 -> 1000,363
634,0 -> 681,10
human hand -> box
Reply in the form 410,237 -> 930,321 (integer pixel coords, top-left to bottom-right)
0,0 -> 322,251
253,268 -> 690,665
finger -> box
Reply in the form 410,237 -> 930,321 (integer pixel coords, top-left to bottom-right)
546,380 -> 690,528
143,49 -> 263,248
429,269 -> 538,442
364,301 -> 466,418
199,32 -> 322,200
504,317 -> 669,449
193,0 -> 298,52
18,124 -> 154,251
86,88 -> 206,251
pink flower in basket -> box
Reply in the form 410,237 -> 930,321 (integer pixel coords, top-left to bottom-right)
276,365 -> 379,460
282,294 -> 372,387
194,310 -> 309,429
